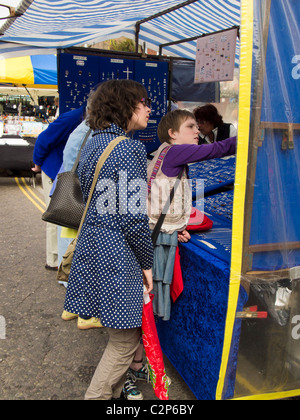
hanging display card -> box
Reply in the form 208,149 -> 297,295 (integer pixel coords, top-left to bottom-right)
194,28 -> 237,84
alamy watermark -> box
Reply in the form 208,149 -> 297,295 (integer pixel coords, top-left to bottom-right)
0,316 -> 6,340
95,171 -> 204,218
291,316 -> 300,340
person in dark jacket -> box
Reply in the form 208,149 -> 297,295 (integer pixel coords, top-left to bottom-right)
32,105 -> 85,269
194,104 -> 237,145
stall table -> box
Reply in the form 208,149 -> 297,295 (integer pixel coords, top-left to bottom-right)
156,158 -> 248,400
0,136 -> 37,172
189,156 -> 235,198
0,119 -> 46,172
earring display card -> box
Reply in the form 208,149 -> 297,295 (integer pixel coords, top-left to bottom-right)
194,28 -> 237,84
60,53 -> 101,112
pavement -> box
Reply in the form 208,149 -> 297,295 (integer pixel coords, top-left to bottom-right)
0,176 -> 196,401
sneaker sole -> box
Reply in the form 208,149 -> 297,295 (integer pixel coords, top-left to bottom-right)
77,324 -> 103,330
126,394 -> 144,401
61,314 -> 78,321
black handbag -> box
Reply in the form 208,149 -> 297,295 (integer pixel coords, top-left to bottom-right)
42,128 -> 92,230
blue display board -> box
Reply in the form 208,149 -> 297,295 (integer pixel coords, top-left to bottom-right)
58,51 -> 169,154
134,60 -> 168,149
59,53 -> 101,109
248,0 -> 300,271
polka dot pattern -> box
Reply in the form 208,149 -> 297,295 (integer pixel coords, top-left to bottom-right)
64,124 -> 154,329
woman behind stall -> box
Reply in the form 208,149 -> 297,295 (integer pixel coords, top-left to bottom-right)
194,104 -> 237,145
63,80 -> 154,400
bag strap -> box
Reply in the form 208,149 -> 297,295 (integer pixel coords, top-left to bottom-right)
76,135 -> 127,240
71,127 -> 93,173
151,168 -> 185,246
147,145 -> 172,195
147,145 -> 185,245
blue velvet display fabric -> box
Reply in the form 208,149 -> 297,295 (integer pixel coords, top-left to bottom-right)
190,192 -> 233,265
157,240 -> 248,400
189,156 -> 235,198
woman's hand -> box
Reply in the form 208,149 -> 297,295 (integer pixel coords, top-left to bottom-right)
178,230 -> 191,243
31,164 -> 41,173
142,269 -> 153,295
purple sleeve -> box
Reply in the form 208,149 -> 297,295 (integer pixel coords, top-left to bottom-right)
161,136 -> 237,177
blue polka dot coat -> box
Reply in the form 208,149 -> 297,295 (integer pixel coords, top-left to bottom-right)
64,125 -> 154,329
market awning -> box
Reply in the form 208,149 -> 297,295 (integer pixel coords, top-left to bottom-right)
0,54 -> 57,88
0,0 -> 240,61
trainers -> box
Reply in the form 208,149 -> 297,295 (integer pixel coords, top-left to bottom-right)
77,317 -> 103,330
129,364 -> 149,382
129,364 -> 172,386
61,311 -> 78,321
122,372 -> 143,400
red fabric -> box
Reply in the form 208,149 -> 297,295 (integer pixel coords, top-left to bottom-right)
142,294 -> 169,400
186,207 -> 213,232
170,208 -> 213,302
170,247 -> 184,303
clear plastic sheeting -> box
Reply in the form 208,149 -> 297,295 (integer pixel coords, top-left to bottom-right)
246,0 -> 300,274
223,0 -> 300,400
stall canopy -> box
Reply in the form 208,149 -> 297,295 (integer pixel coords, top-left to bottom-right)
0,54 -> 57,88
0,0 -> 241,61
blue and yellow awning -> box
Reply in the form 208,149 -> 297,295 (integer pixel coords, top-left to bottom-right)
0,0 -> 240,62
0,54 -> 57,88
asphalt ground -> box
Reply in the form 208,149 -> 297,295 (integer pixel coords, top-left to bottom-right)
0,176 -> 196,401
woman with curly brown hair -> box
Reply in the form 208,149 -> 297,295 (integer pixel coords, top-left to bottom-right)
63,80 -> 153,400
194,104 -> 237,145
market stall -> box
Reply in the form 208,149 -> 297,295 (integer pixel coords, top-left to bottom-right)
0,0 -> 299,401
0,54 -> 57,171
0,117 -> 49,172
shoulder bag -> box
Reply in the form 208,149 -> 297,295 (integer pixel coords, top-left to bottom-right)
57,135 -> 127,284
42,128 -> 92,230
